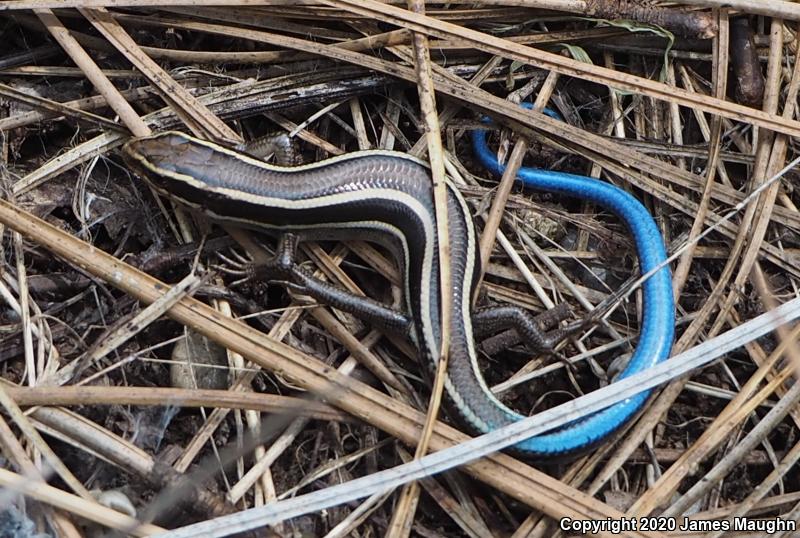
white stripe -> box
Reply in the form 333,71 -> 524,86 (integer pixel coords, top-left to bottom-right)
144,160 -> 441,364
451,184 -> 513,424
153,131 -> 430,171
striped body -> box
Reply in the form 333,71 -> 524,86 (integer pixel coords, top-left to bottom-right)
123,130 -> 674,458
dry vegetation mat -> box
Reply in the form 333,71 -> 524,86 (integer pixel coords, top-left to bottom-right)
1,1 -> 800,537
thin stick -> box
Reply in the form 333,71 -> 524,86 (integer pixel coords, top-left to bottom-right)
477,138 -> 527,278
33,8 -> 149,136
0,466 -> 163,536
388,0 -> 451,533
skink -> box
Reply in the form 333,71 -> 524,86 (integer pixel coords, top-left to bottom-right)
122,119 -> 674,459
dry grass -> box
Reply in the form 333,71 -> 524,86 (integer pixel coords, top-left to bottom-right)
0,2 -> 799,537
